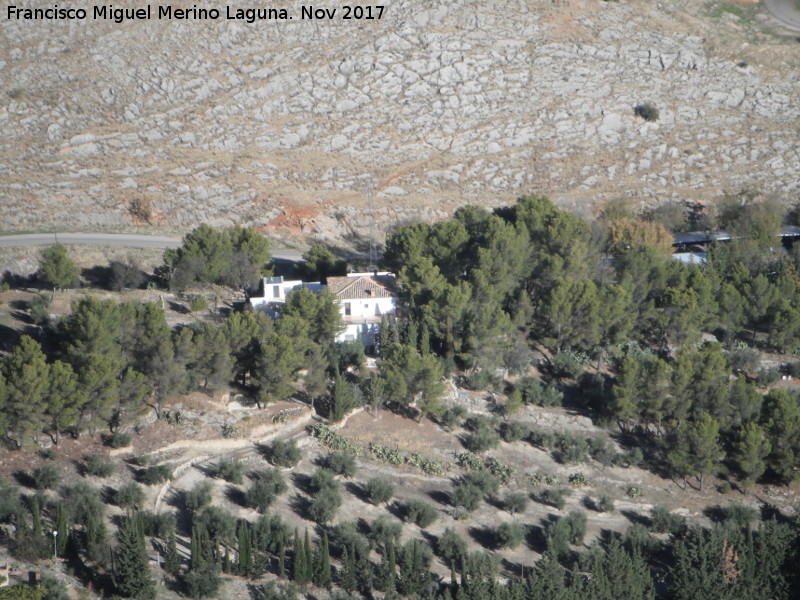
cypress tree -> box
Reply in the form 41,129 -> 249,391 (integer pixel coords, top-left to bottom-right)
420,322 -> 431,355
163,530 -> 180,576
190,524 -> 200,570
407,317 -> 418,350
304,529 -> 313,582
292,530 -> 307,584
278,540 -> 286,578
376,539 -> 396,592
55,502 -> 69,556
339,545 -> 357,592
114,513 -> 155,599
31,495 -> 42,536
313,531 -> 331,588
237,520 -> 252,578
222,548 -> 230,574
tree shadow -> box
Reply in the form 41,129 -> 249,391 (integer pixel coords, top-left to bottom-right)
427,489 -> 450,506
0,323 -> 21,352
467,525 -> 496,550
289,493 -> 311,521
81,265 -> 112,289
525,524 -> 546,553
386,501 -> 407,521
290,472 -> 313,495
500,557 -> 528,580
620,509 -> 651,527
13,470 -> 35,489
345,481 -> 370,504
168,301 -> 191,315
225,484 -> 247,508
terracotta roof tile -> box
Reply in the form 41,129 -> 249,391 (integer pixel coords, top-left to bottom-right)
326,274 -> 397,300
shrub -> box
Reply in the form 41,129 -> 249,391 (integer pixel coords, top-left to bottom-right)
613,447 -> 644,468
464,427 -> 500,453
552,350 -> 586,379
437,527 -> 467,567
29,293 -> 51,326
246,469 -> 287,513
466,370 -> 502,391
545,519 -> 571,560
403,499 -> 438,528
439,405 -> 467,430
727,347 -> 761,373
185,481 -> 213,513
626,486 -> 643,498
115,482 -> 146,510
563,510 -> 587,544
139,464 -> 172,485
331,521 -> 371,561
32,464 -> 60,490
463,417 -> 500,453
622,523 -> 660,556
649,506 -> 685,535
140,510 -> 176,538
365,478 -> 395,505
107,431 -> 131,448
634,102 -> 659,122
500,421 -> 529,443
268,440 -> 302,468
595,495 -> 615,513
215,459 -> 244,484
462,471 -> 499,496
451,482 -> 483,512
189,295 -> 208,312
185,564 -> 222,600
327,451 -> 358,478
556,433 -> 589,464
541,487 -> 571,510
516,376 -> 563,407
756,367 -> 780,387
309,486 -> 341,524
504,491 -> 529,515
0,483 -> 24,523
38,447 -> 56,460
310,468 -> 340,493
721,502 -> 759,530
495,522 -> 524,549
84,454 -> 114,478
369,515 -> 403,548
529,429 -> 556,450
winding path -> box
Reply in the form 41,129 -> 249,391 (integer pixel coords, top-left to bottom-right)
765,0 -> 800,33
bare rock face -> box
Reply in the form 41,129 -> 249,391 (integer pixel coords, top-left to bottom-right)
1,0 -> 799,245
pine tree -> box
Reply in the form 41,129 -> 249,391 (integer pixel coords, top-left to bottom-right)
114,514 -> 156,599
163,530 -> 180,576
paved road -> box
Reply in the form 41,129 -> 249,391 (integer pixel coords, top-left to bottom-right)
0,232 -> 304,261
765,0 -> 800,33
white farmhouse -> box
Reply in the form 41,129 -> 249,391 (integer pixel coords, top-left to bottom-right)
249,276 -> 323,309
325,272 -> 397,345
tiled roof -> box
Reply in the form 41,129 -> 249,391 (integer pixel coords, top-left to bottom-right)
326,274 -> 397,300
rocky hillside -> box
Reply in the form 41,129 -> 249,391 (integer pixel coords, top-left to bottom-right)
1,0 -> 799,246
